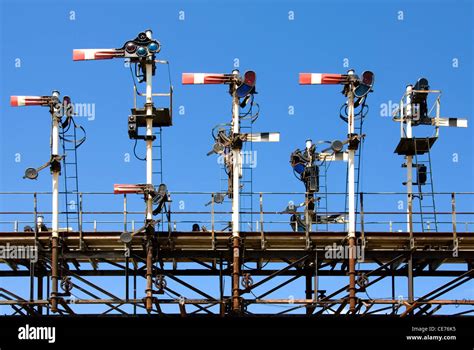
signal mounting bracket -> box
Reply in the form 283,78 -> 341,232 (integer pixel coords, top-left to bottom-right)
128,107 -> 172,139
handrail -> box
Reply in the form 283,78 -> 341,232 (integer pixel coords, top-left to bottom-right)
0,191 -> 472,234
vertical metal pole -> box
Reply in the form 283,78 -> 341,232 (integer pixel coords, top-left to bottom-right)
123,194 -> 127,233
33,193 -> 38,241
51,91 -> 60,313
219,256 -> 225,316
305,263 -> 312,315
391,269 -> 396,314
29,261 -> 34,302
346,72 -> 356,313
451,193 -> 458,255
211,193 -> 215,249
37,274 -> 43,315
144,30 -> 155,313
51,237 -> 59,312
145,58 -> 154,222
79,193 -> 83,249
125,256 -> 129,301
405,85 -> 414,233
259,193 -> 264,249
407,253 -> 414,313
46,271 -> 50,315
359,192 -> 365,243
145,242 -> 153,313
304,140 -> 312,245
231,71 -> 242,314
314,252 -> 318,303
133,263 -> 137,315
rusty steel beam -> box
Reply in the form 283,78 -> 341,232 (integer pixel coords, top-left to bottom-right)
0,268 -> 469,278
1,298 -> 472,309
231,236 -> 241,314
50,236 -> 59,313
145,239 -> 154,313
244,255 -> 309,292
348,236 -> 357,313
400,269 -> 474,317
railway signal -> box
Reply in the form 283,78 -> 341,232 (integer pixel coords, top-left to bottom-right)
298,69 -> 374,237
290,138 -> 350,233
73,29 -> 172,313
182,68 -> 279,313
10,90 -> 74,313
392,78 -> 468,236
298,68 -> 375,313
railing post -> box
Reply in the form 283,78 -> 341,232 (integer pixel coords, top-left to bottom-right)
451,193 -> 458,257
123,194 -> 127,233
33,192 -> 38,242
359,192 -> 365,243
211,193 -> 215,250
408,192 -> 414,250
79,193 -> 84,250
167,200 -> 172,233
305,191 -> 311,250
259,193 -> 265,250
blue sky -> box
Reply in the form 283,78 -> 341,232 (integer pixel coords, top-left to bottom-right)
0,0 -> 472,315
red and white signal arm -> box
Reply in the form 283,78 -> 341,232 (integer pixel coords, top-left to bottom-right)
73,49 -> 123,61
113,184 -> 147,194
299,73 -> 345,85
182,73 -> 230,85
10,96 -> 49,107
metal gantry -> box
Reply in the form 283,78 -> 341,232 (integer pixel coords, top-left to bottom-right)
0,190 -> 473,316
0,32 -> 472,319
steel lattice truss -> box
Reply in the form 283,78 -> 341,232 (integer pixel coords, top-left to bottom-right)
1,226 -> 473,317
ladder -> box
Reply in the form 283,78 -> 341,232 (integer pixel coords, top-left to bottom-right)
414,138 -> 438,232
239,120 -> 254,233
315,160 -> 329,232
218,161 -> 231,231
152,127 -> 163,185
60,118 -> 81,232
152,127 -> 165,232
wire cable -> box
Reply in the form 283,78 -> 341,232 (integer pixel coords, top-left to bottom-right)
133,139 -> 146,161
